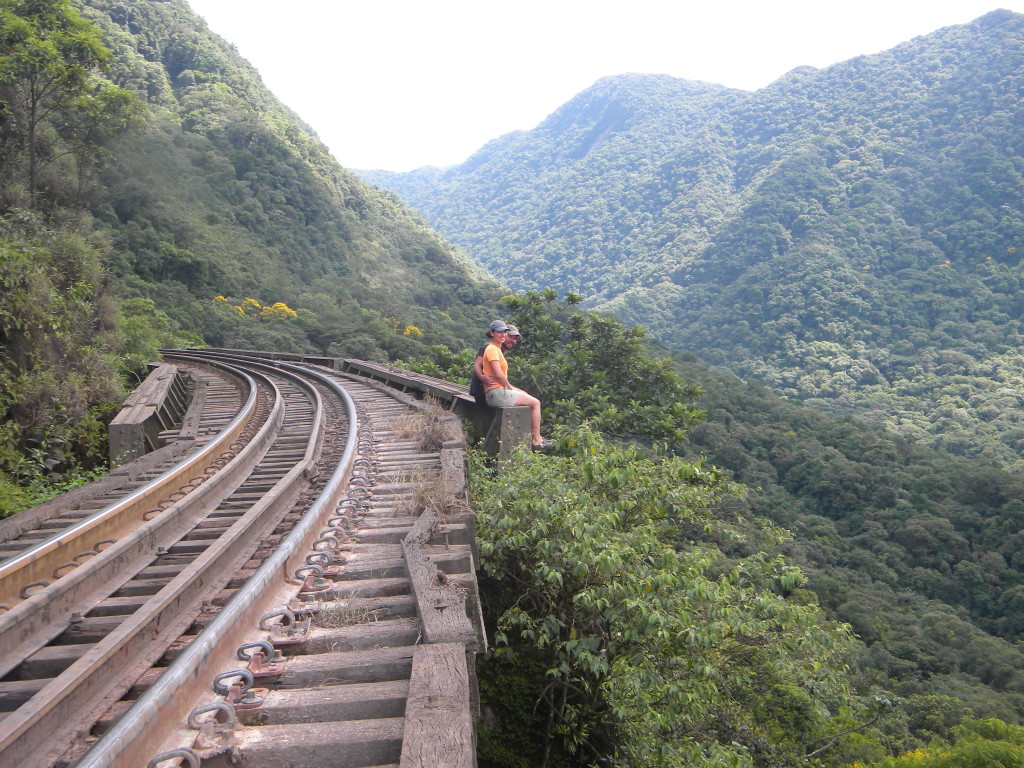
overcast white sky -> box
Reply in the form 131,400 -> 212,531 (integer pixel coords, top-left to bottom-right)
185,1 -> 1024,172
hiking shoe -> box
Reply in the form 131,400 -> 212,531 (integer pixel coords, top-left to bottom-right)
532,439 -> 554,452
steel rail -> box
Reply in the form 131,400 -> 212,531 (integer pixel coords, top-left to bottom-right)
0,368 -> 258,608
0,363 -> 264,684
77,353 -> 359,768
0,372 -> 210,550
0,360 -> 300,767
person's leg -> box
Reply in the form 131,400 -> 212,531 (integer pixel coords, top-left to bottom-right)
513,390 -> 543,444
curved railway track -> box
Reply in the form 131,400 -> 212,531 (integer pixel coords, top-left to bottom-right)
0,351 -> 482,768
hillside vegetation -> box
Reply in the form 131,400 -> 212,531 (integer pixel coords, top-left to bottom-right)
0,0 -> 501,498
83,0 -> 502,358
418,294 -> 1024,766
677,345 -> 1024,732
7,3 -> 1024,764
364,10 -> 1024,470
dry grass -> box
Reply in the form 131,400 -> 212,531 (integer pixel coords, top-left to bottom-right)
391,399 -> 457,452
392,468 -> 447,517
316,594 -> 383,628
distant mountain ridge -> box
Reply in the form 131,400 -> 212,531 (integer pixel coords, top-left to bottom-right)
361,73 -> 743,295
361,9 -> 1024,469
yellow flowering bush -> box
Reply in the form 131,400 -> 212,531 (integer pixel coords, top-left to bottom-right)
260,302 -> 298,320
212,296 -> 297,321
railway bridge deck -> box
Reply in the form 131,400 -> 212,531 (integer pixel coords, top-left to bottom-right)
0,349 -> 519,768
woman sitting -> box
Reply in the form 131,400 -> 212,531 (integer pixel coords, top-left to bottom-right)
480,320 -> 552,451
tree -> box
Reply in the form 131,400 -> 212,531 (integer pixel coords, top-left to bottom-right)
474,426 -> 877,767
0,0 -> 116,203
0,209 -> 123,486
59,82 -> 142,203
860,718 -> 1024,767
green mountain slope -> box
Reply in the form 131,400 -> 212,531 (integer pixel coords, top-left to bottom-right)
677,348 -> 1024,725
362,10 -> 1024,468
0,0 -> 502,492
416,294 -> 1024,750
7,4 -> 1024,754
82,0 -> 502,360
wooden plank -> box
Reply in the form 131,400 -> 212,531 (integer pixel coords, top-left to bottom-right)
298,619 -> 421,654
400,643 -> 475,768
305,594 -> 417,622
318,575 -> 413,599
233,717 -> 404,767
441,442 -> 468,505
0,678 -> 47,710
238,679 -> 410,725
108,365 -> 179,423
14,642 -> 92,678
276,646 -> 415,689
402,516 -> 476,648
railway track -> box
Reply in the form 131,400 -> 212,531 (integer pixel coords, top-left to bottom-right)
0,351 -> 482,768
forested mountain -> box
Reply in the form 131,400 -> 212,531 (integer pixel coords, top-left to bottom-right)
676,346 -> 1024,733
82,0 -> 501,358
363,9 -> 1024,470
8,2 -> 1024,762
0,0 -> 501,499
415,294 -> 1024,764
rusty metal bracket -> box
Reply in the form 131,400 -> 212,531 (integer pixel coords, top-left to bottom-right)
148,747 -> 200,768
260,607 -> 311,647
237,640 -> 287,678
212,668 -> 268,711
188,700 -> 238,754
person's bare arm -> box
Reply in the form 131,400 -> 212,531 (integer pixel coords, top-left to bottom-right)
488,358 -> 512,389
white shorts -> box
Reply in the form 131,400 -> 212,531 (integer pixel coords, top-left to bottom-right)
485,387 -> 518,408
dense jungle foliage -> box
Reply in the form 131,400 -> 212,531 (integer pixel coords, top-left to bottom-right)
0,0 -> 501,504
675,345 -> 1024,747
364,10 -> 1024,472
442,295 -> 875,766
418,294 -> 1024,765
